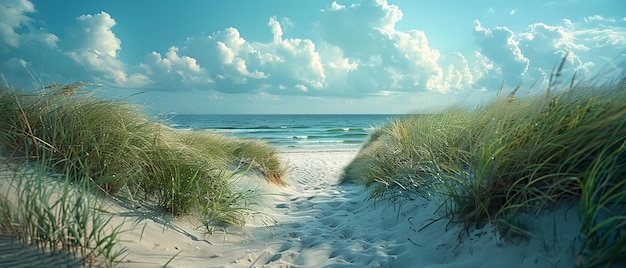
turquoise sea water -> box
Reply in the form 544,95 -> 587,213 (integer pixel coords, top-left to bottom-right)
164,114 -> 398,151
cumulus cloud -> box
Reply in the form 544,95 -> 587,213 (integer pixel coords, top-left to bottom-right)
0,0 -> 59,53
0,0 -> 34,49
264,17 -> 326,90
162,16 -> 328,95
140,46 -> 210,89
67,12 -> 121,57
317,0 -> 402,56
0,0 -> 480,97
473,16 -> 626,89
517,22 -> 584,85
473,20 -> 529,86
63,13 -> 121,79
0,0 -> 65,87
214,28 -> 268,82
3,0 -> 625,103
63,12 -> 148,87
314,0 -> 474,94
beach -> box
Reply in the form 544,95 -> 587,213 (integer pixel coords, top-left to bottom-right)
1,150 -> 583,267
32,149 -> 579,267
2,1 -> 625,265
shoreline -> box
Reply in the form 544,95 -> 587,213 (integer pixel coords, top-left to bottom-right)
277,147 -> 360,154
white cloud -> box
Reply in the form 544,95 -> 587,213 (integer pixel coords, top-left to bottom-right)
266,17 -> 326,89
330,1 -> 345,11
518,22 -> 585,80
472,51 -> 494,80
64,12 -> 148,87
211,27 -> 269,86
1,57 -> 34,83
67,12 -> 120,57
473,20 -> 529,86
0,0 -> 34,49
584,15 -> 616,24
3,0 -> 625,108
138,0 -> 476,97
439,53 -> 474,91
1,57 -> 28,69
0,0 -> 56,52
21,30 -> 59,48
319,44 -> 358,72
314,0 -> 475,95
563,19 -> 574,28
216,39 -> 267,81
294,84 -> 308,92
316,0 -> 402,58
164,17 -> 327,95
472,16 -> 626,90
0,0 -> 58,91
140,46 -> 211,89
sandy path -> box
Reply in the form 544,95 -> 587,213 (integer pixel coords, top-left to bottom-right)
119,150 -> 415,267
250,150 -> 398,267
212,150 -> 581,268
220,150 -> 461,267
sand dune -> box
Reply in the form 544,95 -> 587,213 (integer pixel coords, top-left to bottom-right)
113,150 -> 580,267
1,150 -> 582,267
0,236 -> 83,267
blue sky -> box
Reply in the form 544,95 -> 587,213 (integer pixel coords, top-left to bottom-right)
1,0 -> 625,114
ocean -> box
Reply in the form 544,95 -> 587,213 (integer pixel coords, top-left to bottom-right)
163,114 -> 398,151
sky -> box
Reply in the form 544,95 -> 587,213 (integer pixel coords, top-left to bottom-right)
1,0 -> 625,114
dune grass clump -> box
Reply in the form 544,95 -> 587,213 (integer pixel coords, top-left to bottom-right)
341,73 -> 626,266
0,82 -> 286,263
176,132 -> 285,186
0,163 -> 127,267
13,84 -> 161,195
0,83 -> 284,215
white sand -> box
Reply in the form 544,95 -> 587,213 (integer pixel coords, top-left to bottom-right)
111,150 -> 582,267
1,151 -> 583,267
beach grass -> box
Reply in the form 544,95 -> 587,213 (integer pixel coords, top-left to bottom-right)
0,83 -> 286,264
341,72 -> 626,266
0,162 -> 127,267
